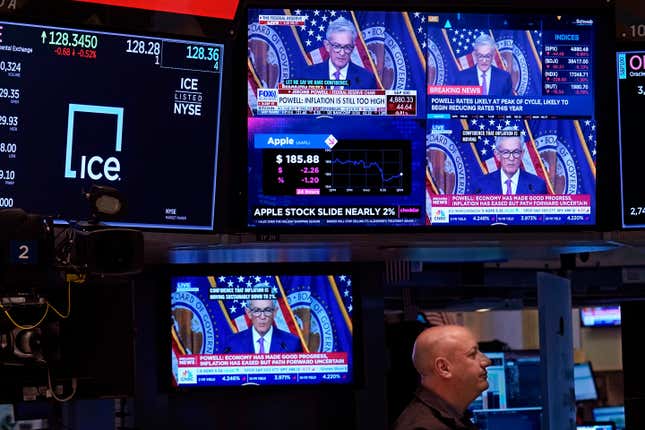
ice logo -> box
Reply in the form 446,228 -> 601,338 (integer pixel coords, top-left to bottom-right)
64,104 -> 123,181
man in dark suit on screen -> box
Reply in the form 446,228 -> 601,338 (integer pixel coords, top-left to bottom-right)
223,298 -> 303,354
306,16 -> 377,89
454,34 -> 513,97
471,133 -> 548,195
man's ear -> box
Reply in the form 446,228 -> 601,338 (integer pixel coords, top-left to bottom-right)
435,357 -> 451,378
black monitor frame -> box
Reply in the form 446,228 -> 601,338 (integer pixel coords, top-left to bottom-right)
237,0 -> 618,234
158,261 -> 365,393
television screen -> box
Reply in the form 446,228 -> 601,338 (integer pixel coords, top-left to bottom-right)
593,406 -> 625,430
247,8 -> 601,228
574,362 -> 598,401
577,424 -> 616,430
580,306 -> 621,327
617,49 -> 645,228
170,273 -> 354,387
0,19 -> 224,230
471,350 -> 542,411
473,407 -> 542,430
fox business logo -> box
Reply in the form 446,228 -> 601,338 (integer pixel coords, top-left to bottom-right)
64,104 -> 123,181
257,89 -> 278,100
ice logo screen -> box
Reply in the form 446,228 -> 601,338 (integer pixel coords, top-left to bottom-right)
64,104 -> 124,181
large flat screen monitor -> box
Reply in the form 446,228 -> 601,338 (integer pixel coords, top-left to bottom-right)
617,49 -> 645,228
247,8 -> 602,228
0,19 -> 224,230
171,272 -> 355,387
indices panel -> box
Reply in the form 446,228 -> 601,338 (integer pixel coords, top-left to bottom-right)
617,50 -> 645,228
0,20 -> 224,230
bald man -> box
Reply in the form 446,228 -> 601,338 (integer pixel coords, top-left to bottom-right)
394,325 -> 492,430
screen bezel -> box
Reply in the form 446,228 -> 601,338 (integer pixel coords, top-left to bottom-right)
164,262 -> 364,392
615,42 -> 645,230
239,1 -> 617,233
0,10 -> 234,234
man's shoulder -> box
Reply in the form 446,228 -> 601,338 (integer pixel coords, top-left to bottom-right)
394,397 -> 449,430
492,65 -> 511,76
521,169 -> 546,183
274,327 -> 299,340
227,329 -> 250,340
475,171 -> 499,184
454,66 -> 476,84
309,61 -> 327,70
457,66 -> 477,75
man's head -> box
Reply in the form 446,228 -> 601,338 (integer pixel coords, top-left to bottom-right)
412,325 -> 491,412
472,34 -> 497,73
494,133 -> 525,177
324,16 -> 357,70
245,298 -> 277,336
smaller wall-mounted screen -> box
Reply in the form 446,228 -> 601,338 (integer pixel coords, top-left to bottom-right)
617,50 -> 645,228
577,424 -> 616,430
592,406 -> 625,430
574,362 -> 598,401
580,306 -> 621,327
1,19 -> 224,230
171,273 -> 354,387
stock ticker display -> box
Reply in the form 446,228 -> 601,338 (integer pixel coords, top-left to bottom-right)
247,10 -> 599,228
0,20 -> 223,230
617,50 -> 645,228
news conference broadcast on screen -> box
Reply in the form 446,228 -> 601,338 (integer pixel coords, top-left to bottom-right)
171,273 -> 354,387
246,9 -> 598,227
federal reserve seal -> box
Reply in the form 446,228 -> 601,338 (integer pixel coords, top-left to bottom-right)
497,38 -> 530,96
426,132 -> 468,195
171,291 -> 216,354
535,131 -> 579,194
287,290 -> 334,352
248,22 -> 291,89
362,26 -> 409,90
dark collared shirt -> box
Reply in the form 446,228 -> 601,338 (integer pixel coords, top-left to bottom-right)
393,387 -> 478,430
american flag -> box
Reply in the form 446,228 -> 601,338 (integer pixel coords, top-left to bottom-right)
530,30 -> 542,52
335,274 -> 353,316
287,8 -> 376,75
576,119 -> 597,178
445,28 -> 506,71
409,12 -> 430,53
212,275 -> 299,335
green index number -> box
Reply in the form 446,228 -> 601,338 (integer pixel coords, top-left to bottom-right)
186,45 -> 220,70
41,30 -> 98,49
